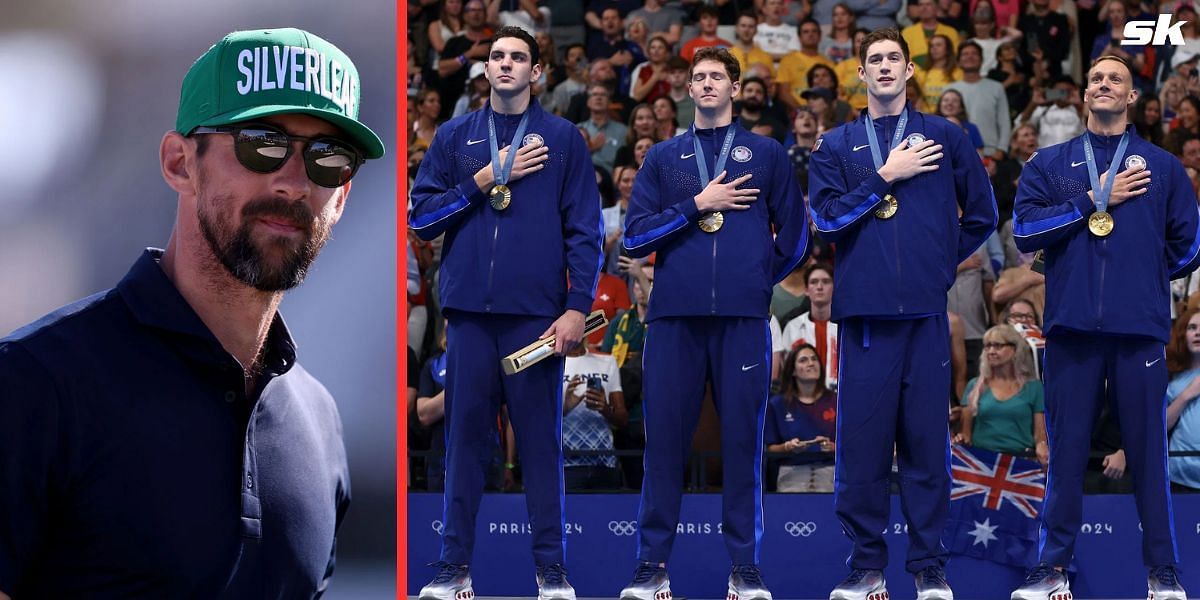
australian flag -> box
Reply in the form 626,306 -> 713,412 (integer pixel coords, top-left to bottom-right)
945,444 -> 1045,567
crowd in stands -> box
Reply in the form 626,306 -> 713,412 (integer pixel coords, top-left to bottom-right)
406,0 -> 1200,494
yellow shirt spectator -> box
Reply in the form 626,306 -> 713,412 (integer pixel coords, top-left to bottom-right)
777,51 -> 834,107
730,45 -> 776,78
901,23 -> 959,69
835,58 -> 868,111
915,65 -> 964,112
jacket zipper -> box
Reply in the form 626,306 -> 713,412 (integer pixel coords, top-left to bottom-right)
711,235 -> 718,314
1097,238 -> 1106,328
485,220 -> 500,312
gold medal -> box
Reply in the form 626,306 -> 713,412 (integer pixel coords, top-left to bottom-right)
875,194 -> 898,219
699,211 -> 724,233
1088,211 -> 1114,237
490,184 -> 512,210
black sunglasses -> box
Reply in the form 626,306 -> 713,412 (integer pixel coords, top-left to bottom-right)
191,123 -> 363,188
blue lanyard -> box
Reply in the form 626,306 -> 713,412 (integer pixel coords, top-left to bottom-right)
864,108 -> 909,171
691,123 -> 738,186
1081,131 -> 1130,214
488,107 -> 531,187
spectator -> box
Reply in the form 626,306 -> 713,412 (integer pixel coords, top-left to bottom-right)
661,55 -> 696,126
561,346 -> 628,490
916,34 -> 964,110
906,75 -> 929,113
739,76 -> 789,142
1166,307 -> 1200,492
966,1 -> 1022,74
588,7 -> 646,95
595,164 -> 617,207
546,0 -> 588,47
625,15 -> 651,57
436,0 -> 494,120
819,3 -> 857,64
627,0 -> 687,46
603,166 -> 636,272
987,41 -> 1031,121
533,31 -> 559,95
834,28 -> 870,111
681,5 -> 733,62
490,0 -> 550,31
807,64 -> 853,122
586,0 -> 644,42
428,0 -> 466,70
765,344 -> 838,492
936,89 -> 986,152
746,62 -> 795,126
411,88 -> 442,153
1090,0 -> 1147,88
1158,51 -> 1200,127
1015,75 -> 1086,148
615,103 -> 661,168
772,264 -> 809,325
755,0 -> 802,60
801,86 -> 842,133
1182,137 -> 1200,195
564,58 -> 637,124
589,272 -> 633,348
1016,0 -> 1071,78
780,263 -> 838,391
814,0 -> 899,31
775,0 -> 815,25
652,95 -> 686,138
993,251 -> 1046,318
1002,298 -> 1046,377
630,35 -> 673,102
453,62 -> 492,118
970,0 -> 1019,30
1166,95 -> 1200,155
788,107 -> 820,192
544,43 -> 589,115
579,84 -> 629,174
902,0 -> 960,69
949,246 -> 995,381
730,10 -> 776,76
956,325 -> 1049,466
777,19 -> 834,112
948,40 -> 1011,156
603,256 -> 653,367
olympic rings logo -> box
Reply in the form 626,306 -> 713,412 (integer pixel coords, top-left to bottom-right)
785,521 -> 817,537
432,520 -> 445,535
609,520 -> 638,536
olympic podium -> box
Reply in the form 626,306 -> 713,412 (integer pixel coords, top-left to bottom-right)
407,493 -> 1200,599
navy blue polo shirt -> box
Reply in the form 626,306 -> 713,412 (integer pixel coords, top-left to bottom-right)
0,249 -> 350,599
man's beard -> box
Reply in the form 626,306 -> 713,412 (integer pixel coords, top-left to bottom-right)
741,97 -> 764,111
198,193 -> 330,292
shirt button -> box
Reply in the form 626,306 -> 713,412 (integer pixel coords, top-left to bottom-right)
246,473 -> 254,489
224,391 -> 236,403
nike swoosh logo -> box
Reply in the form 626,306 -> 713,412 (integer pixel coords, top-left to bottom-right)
741,363 -> 760,371
852,144 -> 869,152
681,153 -> 696,159
941,359 -> 951,367
467,138 -> 487,145
1071,160 -> 1086,167
1146,358 -> 1163,367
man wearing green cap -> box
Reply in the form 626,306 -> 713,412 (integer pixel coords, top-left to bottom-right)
0,28 -> 382,599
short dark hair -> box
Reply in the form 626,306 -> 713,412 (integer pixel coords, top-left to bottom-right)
805,262 -> 833,284
690,46 -> 741,82
797,17 -> 821,33
858,28 -> 910,65
667,55 -> 689,72
957,40 -> 983,60
737,10 -> 758,23
564,42 -> 586,59
698,5 -> 720,19
742,76 -> 767,93
491,25 -> 539,65
807,63 -> 839,90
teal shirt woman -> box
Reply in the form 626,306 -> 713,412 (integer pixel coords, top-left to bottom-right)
957,324 -> 1049,464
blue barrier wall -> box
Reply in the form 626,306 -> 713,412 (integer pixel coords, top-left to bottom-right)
408,493 -> 1200,598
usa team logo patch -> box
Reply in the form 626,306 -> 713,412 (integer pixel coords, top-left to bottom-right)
732,146 -> 752,162
1125,154 -> 1146,171
813,137 -> 823,152
522,133 -> 544,147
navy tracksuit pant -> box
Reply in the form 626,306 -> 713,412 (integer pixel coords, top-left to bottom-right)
439,310 -> 566,567
834,315 -> 951,573
1039,330 -> 1179,568
636,317 -> 772,565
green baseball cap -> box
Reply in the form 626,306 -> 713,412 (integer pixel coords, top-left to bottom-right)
176,28 -> 385,159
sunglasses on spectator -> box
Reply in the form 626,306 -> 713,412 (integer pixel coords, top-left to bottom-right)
983,342 -> 1016,350
191,123 -> 363,188
1007,312 -> 1036,322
